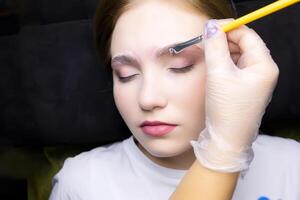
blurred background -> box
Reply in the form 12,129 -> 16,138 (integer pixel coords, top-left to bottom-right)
0,0 -> 299,199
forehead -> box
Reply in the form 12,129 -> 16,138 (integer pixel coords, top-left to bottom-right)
110,1 -> 209,59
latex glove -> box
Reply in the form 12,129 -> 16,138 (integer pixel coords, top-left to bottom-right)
190,19 -> 279,173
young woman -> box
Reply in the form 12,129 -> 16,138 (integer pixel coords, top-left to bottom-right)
49,0 -> 300,199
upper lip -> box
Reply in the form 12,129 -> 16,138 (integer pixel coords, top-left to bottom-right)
140,120 -> 177,127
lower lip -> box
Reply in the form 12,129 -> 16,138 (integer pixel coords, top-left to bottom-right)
141,125 -> 177,137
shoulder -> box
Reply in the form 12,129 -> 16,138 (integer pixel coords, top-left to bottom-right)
255,134 -> 300,153
49,139 -> 127,199
235,135 -> 300,199
253,134 -> 300,166
56,139 -> 125,180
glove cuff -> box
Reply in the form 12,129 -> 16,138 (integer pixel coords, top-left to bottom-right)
190,127 -> 255,174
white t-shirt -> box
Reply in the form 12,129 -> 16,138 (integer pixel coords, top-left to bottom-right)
49,134 -> 300,200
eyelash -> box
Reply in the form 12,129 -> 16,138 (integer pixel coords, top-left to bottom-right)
117,65 -> 194,83
170,65 -> 194,73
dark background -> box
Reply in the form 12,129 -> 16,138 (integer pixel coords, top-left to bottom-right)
0,0 -> 299,199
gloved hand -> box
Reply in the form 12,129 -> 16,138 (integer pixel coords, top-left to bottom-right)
190,19 -> 279,173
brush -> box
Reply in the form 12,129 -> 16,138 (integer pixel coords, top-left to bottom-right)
166,0 -> 299,55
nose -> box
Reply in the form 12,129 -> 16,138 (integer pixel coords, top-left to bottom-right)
138,75 -> 167,111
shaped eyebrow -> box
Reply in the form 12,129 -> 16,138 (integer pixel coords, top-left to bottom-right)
111,54 -> 139,68
111,44 -> 202,67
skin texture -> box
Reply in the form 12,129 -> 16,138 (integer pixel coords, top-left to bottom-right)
110,0 -> 209,170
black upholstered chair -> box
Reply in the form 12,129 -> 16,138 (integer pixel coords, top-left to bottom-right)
0,1 -> 299,199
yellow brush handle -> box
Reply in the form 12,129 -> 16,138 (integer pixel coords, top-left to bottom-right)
222,0 -> 300,32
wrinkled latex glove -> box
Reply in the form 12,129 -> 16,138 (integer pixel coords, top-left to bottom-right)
190,19 -> 279,173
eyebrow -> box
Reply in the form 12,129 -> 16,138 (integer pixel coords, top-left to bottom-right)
111,43 -> 202,67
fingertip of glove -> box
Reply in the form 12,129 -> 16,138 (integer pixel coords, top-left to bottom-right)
204,19 -> 219,39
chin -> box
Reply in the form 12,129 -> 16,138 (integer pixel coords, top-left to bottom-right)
144,141 -> 189,158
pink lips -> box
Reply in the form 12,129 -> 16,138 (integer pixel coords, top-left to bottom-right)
140,121 -> 177,137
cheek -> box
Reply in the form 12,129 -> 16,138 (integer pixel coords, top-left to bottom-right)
170,64 -> 206,123
185,76 -> 205,110
113,82 -> 136,123
171,64 -> 206,104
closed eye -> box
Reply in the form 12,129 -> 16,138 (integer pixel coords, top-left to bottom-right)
116,65 -> 194,83
170,65 -> 194,73
117,74 -> 138,82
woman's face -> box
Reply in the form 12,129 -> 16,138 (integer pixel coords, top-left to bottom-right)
110,0 -> 209,169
